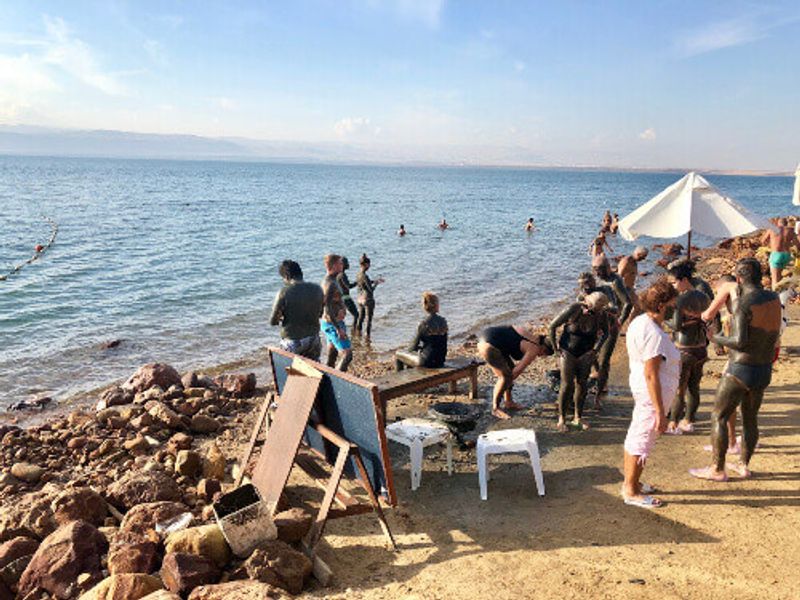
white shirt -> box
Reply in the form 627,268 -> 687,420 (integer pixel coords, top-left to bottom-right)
626,313 -> 680,404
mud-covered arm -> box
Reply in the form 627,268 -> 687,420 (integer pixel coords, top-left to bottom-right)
712,306 -> 749,350
593,312 -> 609,353
666,299 -> 682,332
549,303 -> 579,350
613,278 -> 633,323
408,320 -> 425,351
269,288 -> 284,327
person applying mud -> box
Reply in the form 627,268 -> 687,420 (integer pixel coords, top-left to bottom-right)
477,325 -> 554,419
588,257 -> 632,405
762,217 -> 800,289
395,292 -> 448,370
355,253 -> 384,342
336,256 -> 359,327
690,258 -> 782,482
549,292 -> 609,432
666,260 -> 711,434
270,260 -> 324,360
320,254 -> 352,371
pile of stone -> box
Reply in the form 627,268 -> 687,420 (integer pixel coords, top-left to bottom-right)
0,363 -> 316,599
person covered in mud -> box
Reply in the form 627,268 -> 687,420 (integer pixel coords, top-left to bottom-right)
617,245 -> 648,318
548,291 -> 609,432
477,325 -> 554,419
762,217 -> 800,289
690,258 -> 782,482
270,260 -> 324,361
610,213 -> 620,234
355,253 -> 384,343
601,210 -> 612,232
586,257 -> 632,406
336,256 -> 359,327
665,260 -> 712,434
320,254 -> 352,371
395,291 -> 448,371
622,278 -> 679,508
589,230 -> 613,258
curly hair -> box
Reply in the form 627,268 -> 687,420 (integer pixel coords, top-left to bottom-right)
639,277 -> 678,314
422,291 -> 439,313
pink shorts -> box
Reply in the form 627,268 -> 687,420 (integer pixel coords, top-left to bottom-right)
624,392 -> 660,462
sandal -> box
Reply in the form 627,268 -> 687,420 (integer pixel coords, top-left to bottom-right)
623,494 -> 663,508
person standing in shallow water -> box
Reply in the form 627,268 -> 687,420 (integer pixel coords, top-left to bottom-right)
690,258 -> 782,482
269,260 -> 323,361
395,292 -> 448,370
549,291 -> 609,432
336,256 -> 359,328
525,217 -> 535,232
398,224 -> 407,237
355,253 -> 384,343
320,254 -> 352,371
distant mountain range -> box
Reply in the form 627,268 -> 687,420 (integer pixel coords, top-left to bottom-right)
0,125 -> 792,175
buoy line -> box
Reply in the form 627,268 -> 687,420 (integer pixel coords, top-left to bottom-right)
0,216 -> 58,281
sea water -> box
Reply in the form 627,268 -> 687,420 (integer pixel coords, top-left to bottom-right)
0,156 -> 792,408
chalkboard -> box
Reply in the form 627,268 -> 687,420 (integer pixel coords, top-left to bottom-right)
269,347 -> 397,506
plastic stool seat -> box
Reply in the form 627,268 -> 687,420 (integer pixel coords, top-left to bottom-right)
386,418 -> 453,491
476,428 -> 545,500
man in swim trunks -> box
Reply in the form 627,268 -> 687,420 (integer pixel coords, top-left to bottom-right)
270,260 -> 324,360
666,260 -> 711,434
477,325 -> 554,419
762,217 -> 800,289
689,258 -> 781,481
617,245 -> 648,320
320,254 -> 353,371
588,257 -> 632,405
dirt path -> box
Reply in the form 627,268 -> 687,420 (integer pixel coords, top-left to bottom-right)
295,306 -> 800,600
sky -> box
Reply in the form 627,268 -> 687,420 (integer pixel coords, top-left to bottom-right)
0,1 -> 798,170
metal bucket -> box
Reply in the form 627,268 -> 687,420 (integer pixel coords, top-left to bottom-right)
213,483 -> 277,557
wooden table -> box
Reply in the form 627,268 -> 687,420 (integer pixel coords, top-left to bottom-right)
372,357 -> 483,407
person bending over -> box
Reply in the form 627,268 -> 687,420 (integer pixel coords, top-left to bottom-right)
477,325 -> 554,419
549,292 -> 609,432
395,292 -> 448,371
270,260 -> 324,360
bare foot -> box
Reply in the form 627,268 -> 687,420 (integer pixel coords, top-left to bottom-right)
492,408 -> 511,420
688,466 -> 728,482
504,400 -> 524,411
556,420 -> 568,433
729,462 -> 752,478
678,419 -> 694,433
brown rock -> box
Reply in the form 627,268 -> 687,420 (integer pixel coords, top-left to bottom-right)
213,373 -> 256,398
130,413 -> 156,430
0,488 -> 59,541
196,479 -> 221,503
183,387 -> 207,399
107,540 -> 159,575
124,436 -> 151,456
190,415 -> 220,434
51,487 -> 107,526
243,540 -> 312,594
167,433 -> 193,454
10,463 -> 44,484
146,402 -> 182,430
123,364 -> 182,395
175,451 -> 202,478
67,437 -> 87,450
106,470 -> 183,511
164,525 -> 230,568
187,580 -> 288,599
273,509 -> 312,544
141,591 -> 182,600
18,520 -> 108,599
0,554 -> 33,590
160,552 -> 219,594
181,372 -> 200,389
0,581 -> 11,600
100,386 -> 133,409
202,444 -> 225,480
0,537 -> 39,570
79,573 -> 163,600
119,502 -> 189,537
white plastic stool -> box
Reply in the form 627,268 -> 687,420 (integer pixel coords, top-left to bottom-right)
476,428 -> 545,500
385,418 -> 453,491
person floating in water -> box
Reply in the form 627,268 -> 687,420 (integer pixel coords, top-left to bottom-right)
355,253 -> 384,343
395,291 -> 448,371
477,325 -> 554,419
398,224 -> 407,237
525,217 -> 536,232
762,217 -> 799,290
438,218 -> 449,230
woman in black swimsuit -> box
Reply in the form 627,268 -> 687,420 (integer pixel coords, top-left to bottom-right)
395,292 -> 448,370
355,254 -> 384,342
548,292 -> 609,431
477,325 -> 554,419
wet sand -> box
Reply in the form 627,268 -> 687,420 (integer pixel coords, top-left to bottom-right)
285,304 -> 800,600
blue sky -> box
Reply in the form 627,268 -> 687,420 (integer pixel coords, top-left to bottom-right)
0,1 -> 798,169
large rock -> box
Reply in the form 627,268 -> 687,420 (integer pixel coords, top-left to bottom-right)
175,451 -> 202,478
0,537 -> 39,570
202,444 -> 225,480
0,488 -> 59,541
243,540 -> 312,594
99,386 -> 134,409
120,502 -> 189,537
190,415 -> 220,434
160,552 -> 219,594
187,580 -> 288,600
164,525 -> 230,568
51,487 -> 107,526
10,463 -> 44,484
273,509 -> 312,544
124,364 -> 182,395
107,540 -> 159,575
106,470 -> 183,511
18,520 -> 108,599
213,373 -> 256,398
79,573 -> 163,600
146,402 -> 183,430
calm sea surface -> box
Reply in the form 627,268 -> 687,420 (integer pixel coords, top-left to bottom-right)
0,156 -> 793,409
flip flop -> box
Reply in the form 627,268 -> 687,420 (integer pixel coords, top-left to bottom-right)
623,495 -> 662,508
664,426 -> 683,436
641,482 -> 658,494
688,466 -> 728,482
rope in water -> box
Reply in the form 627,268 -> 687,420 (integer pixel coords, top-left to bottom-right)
0,216 -> 58,282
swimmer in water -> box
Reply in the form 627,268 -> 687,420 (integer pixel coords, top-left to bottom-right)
525,217 -> 535,232
438,218 -> 449,230
398,224 -> 407,237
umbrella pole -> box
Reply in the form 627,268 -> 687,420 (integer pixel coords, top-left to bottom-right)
687,230 -> 692,260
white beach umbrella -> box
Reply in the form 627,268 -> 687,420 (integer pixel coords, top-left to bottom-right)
618,171 -> 773,258
793,163 -> 800,206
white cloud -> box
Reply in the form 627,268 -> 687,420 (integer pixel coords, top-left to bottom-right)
41,15 -> 125,95
333,116 -> 380,138
514,60 -> 526,72
675,18 -> 763,57
0,54 -> 59,120
639,127 -> 656,141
